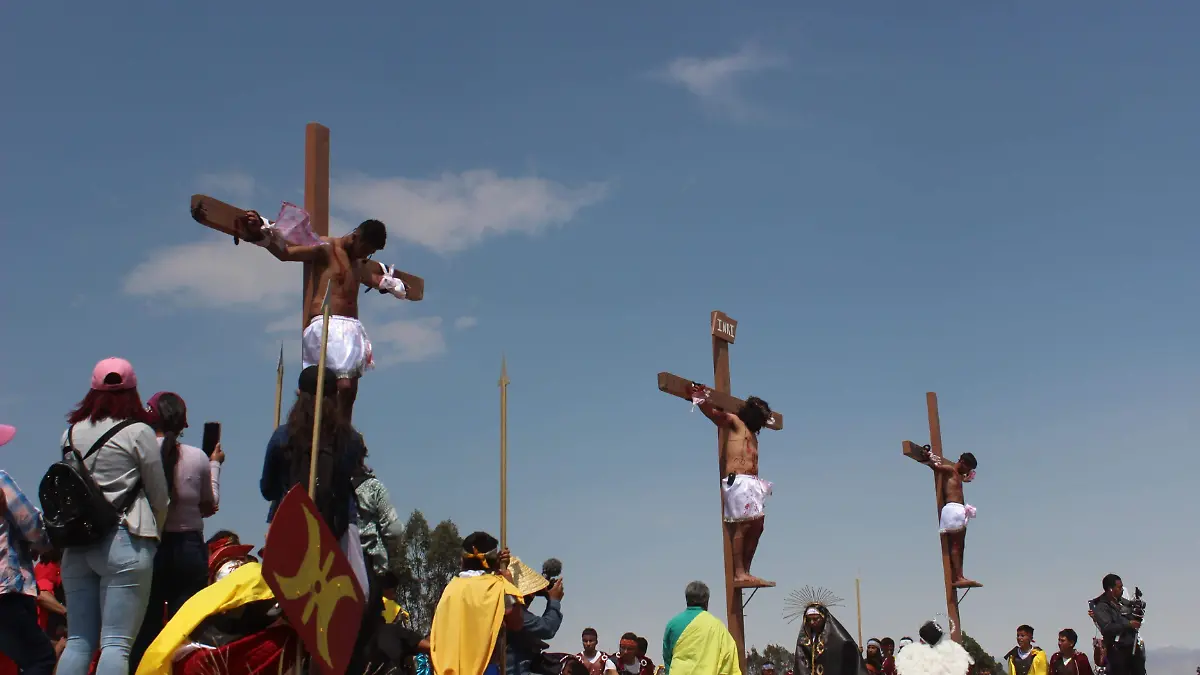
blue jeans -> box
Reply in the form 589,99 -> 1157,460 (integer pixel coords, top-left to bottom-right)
58,527 -> 157,675
130,531 -> 209,671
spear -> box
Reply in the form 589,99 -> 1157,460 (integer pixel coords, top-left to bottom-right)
499,356 -> 509,548
308,280 -> 333,498
498,356 -> 510,675
856,576 -> 863,651
273,343 -> 285,429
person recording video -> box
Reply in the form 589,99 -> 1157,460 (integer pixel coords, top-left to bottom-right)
505,556 -> 566,675
1090,574 -> 1145,675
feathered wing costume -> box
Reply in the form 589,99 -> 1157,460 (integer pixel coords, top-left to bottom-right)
893,622 -> 972,675
785,587 -> 869,675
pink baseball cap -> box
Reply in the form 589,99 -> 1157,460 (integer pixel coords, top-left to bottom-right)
91,357 -> 138,391
0,425 -> 15,447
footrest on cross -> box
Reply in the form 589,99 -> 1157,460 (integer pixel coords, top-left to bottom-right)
952,580 -> 982,589
733,578 -> 776,589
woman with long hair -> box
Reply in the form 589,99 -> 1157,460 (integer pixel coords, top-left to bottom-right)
130,392 -> 225,670
260,365 -> 367,588
56,358 -> 169,675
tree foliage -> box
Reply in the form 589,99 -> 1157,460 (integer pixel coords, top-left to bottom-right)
961,633 -> 1003,675
393,509 -> 461,634
747,644 -> 795,674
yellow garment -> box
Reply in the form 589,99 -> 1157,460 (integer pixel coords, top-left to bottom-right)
1007,648 -> 1048,675
430,574 -> 523,675
383,597 -> 410,623
667,610 -> 741,675
135,562 -> 276,675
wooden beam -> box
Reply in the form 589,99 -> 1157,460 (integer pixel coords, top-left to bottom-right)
657,372 -> 784,431
188,193 -> 426,303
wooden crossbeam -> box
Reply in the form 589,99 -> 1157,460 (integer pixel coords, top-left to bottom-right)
657,372 -> 784,431
189,193 -> 426,302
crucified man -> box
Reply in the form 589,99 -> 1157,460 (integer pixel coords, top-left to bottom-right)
923,449 -> 981,588
690,383 -> 774,588
239,210 -> 410,419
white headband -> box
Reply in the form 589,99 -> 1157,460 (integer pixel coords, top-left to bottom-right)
805,607 -> 821,617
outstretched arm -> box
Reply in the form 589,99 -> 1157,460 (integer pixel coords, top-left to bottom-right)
690,384 -> 736,428
357,260 -> 409,299
238,211 -> 326,262
921,451 -> 956,474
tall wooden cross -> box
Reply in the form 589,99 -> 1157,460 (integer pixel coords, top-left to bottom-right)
188,122 -> 426,330
900,392 -> 972,644
657,311 -> 784,675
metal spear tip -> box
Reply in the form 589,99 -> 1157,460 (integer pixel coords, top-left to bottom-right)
276,343 -> 285,371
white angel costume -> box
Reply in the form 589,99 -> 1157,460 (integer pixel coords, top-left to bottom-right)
895,621 -> 972,675
894,640 -> 973,675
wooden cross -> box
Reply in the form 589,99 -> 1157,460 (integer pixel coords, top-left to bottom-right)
656,310 -> 784,675
900,392 -> 972,644
188,122 -> 426,330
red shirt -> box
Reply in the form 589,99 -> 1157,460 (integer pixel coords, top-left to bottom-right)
34,560 -> 62,630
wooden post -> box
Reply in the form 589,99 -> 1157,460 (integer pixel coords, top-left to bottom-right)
657,311 -> 785,675
302,123 -> 330,328
901,392 -> 967,644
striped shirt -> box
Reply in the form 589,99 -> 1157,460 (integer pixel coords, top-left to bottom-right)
0,470 -> 50,596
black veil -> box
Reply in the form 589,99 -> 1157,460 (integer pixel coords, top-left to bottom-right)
793,606 -> 869,675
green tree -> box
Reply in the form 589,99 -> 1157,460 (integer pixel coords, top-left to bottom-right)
961,633 -> 1003,675
394,510 -> 461,634
747,644 -> 795,674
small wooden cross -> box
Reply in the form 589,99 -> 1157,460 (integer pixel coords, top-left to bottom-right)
656,310 -> 784,675
188,123 -> 425,330
900,392 -> 976,644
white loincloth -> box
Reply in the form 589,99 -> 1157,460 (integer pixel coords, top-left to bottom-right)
302,315 -> 375,379
721,474 -> 772,522
938,502 -> 977,534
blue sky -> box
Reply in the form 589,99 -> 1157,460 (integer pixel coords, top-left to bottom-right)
2,0 -> 1198,659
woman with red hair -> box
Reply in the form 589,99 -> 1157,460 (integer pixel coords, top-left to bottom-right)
55,358 -> 170,675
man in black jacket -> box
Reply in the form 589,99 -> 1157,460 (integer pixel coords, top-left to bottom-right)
1090,574 -> 1145,675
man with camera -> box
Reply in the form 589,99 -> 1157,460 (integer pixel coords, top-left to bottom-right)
504,556 -> 566,675
1090,574 -> 1145,675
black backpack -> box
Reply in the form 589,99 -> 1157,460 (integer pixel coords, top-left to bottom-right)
39,420 -> 141,549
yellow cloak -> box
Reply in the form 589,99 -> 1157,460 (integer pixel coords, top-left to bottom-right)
430,574 -> 523,675
135,562 -> 276,675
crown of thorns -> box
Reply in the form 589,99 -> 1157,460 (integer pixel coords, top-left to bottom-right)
783,586 -> 844,623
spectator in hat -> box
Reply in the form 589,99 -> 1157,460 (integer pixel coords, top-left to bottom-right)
131,392 -> 227,670
56,357 -> 170,675
0,424 -> 59,675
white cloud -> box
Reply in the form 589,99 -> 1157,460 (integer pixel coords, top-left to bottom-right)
333,170 -> 608,254
453,316 -> 478,330
658,44 -> 785,122
371,317 -> 446,364
123,237 -> 295,310
197,170 -> 256,204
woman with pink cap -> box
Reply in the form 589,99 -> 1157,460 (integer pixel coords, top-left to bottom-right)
54,358 -> 170,675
